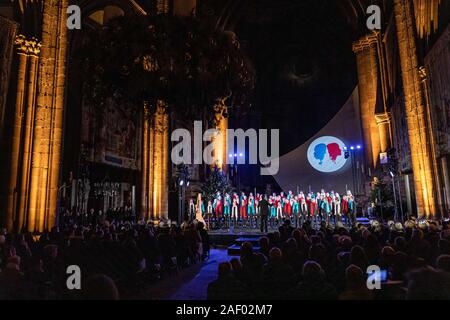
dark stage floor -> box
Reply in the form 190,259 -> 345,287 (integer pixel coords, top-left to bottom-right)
206,217 -> 372,249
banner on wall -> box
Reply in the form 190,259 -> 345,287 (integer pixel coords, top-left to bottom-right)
81,98 -> 141,170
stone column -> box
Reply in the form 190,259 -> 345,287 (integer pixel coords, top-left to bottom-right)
420,66 -> 444,217
173,0 -> 196,16
47,0 -> 68,229
149,100 -> 169,220
353,33 -> 381,169
211,97 -> 228,172
441,157 -> 450,215
17,39 -> 41,231
141,101 -> 150,220
148,117 -> 155,220
404,174 -> 413,217
6,35 -> 29,231
150,114 -> 160,220
157,0 -> 170,14
375,112 -> 392,153
28,0 -> 68,232
161,107 -> 169,218
394,0 -> 437,218
0,16 -> 18,146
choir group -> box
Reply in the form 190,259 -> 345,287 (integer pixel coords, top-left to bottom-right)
188,190 -> 357,229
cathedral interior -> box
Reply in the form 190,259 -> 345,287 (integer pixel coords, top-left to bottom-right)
0,0 -> 450,233
2,0 -> 450,304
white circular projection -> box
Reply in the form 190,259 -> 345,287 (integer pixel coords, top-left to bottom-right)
307,136 -> 348,173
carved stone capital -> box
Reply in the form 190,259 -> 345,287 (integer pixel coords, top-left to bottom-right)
143,101 -> 150,119
142,54 -> 159,72
352,32 -> 379,53
157,0 -> 170,14
419,66 -> 428,82
155,99 -> 167,115
375,112 -> 392,125
15,35 -> 41,56
213,96 -> 229,127
153,99 -> 168,133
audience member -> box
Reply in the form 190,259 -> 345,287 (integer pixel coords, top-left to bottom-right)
207,262 -> 250,300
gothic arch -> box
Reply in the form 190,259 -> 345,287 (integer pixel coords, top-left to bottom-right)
68,0 -> 148,53
76,0 -> 148,18
212,0 -> 387,38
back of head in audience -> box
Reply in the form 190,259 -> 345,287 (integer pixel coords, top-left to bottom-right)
218,262 -> 232,278
269,247 -> 282,261
345,264 -> 365,290
407,267 -> 450,300
240,242 -> 253,257
436,255 -> 450,272
302,260 -> 325,283
83,274 -> 120,300
230,258 -> 242,272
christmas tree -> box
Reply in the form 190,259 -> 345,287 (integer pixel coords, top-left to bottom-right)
201,166 -> 232,203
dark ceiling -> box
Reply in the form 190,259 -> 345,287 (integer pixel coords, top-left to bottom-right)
199,0 -> 369,154
3,0 -> 378,155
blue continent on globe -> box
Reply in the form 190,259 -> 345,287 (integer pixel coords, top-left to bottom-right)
313,143 -> 327,165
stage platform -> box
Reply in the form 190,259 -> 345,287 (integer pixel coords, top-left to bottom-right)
208,228 -> 263,255
207,217 -> 372,255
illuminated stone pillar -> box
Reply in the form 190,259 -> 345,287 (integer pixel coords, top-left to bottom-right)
173,0 -> 196,16
148,116 -> 155,219
353,33 -> 381,169
149,116 -> 158,219
6,35 -> 29,231
441,157 -> 450,214
0,17 -> 18,147
419,66 -> 444,217
161,107 -> 169,218
149,100 -> 169,220
413,0 -> 442,39
46,0 -> 68,229
157,0 -> 170,14
375,112 -> 392,153
28,0 -> 68,232
17,39 -> 40,231
393,0 -> 437,218
141,102 -> 150,220
404,174 -> 413,216
211,97 -> 228,172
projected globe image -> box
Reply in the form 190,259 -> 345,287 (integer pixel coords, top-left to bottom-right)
307,136 -> 348,173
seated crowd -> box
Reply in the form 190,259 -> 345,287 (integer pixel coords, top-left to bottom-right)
207,220 -> 450,300
0,218 -> 210,300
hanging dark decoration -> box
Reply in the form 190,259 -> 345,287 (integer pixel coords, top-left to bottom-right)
79,14 -> 255,118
